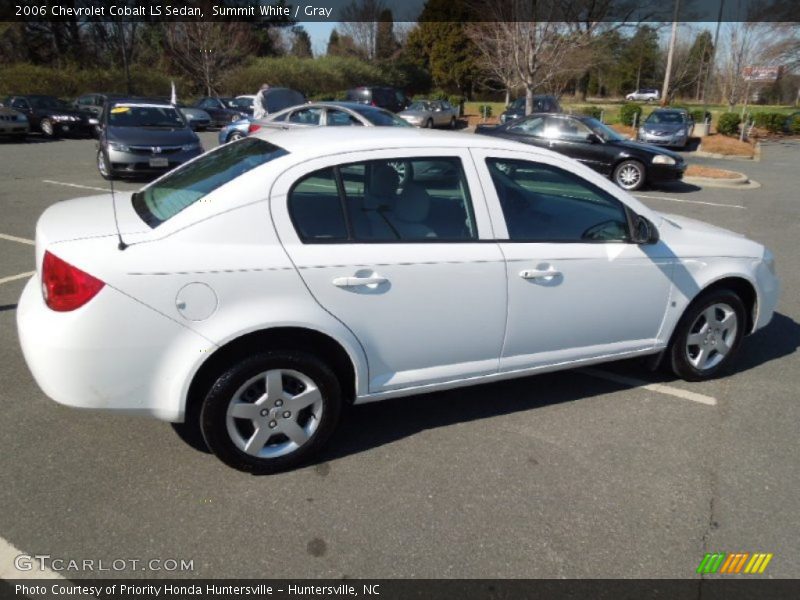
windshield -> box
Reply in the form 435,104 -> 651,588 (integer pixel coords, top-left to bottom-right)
646,112 -> 685,124
30,96 -> 70,110
584,118 -> 626,142
108,105 -> 185,128
133,138 -> 288,227
354,107 -> 411,127
408,101 -> 431,111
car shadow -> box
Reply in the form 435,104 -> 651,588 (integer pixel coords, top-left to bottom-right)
173,312 -> 798,465
648,180 -> 702,193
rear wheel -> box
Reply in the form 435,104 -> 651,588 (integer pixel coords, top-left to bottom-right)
200,352 -> 342,474
669,289 -> 746,381
227,130 -> 245,143
449,117 -> 456,129
613,159 -> 645,191
425,118 -> 433,129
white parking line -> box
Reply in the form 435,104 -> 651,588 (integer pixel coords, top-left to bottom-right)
0,536 -> 64,579
0,233 -> 34,245
580,368 -> 717,406
0,271 -> 34,286
43,179 -> 110,193
634,193 -> 746,210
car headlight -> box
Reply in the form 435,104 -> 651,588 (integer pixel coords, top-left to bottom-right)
108,141 -> 130,152
52,115 -> 79,121
181,142 -> 201,151
652,155 -> 676,165
763,248 -> 776,276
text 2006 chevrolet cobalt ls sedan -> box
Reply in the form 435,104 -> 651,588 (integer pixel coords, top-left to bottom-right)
18,128 -> 779,473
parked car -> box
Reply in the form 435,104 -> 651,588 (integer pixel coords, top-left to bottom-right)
194,97 -> 248,128
637,109 -> 694,148
0,106 -> 29,140
783,111 -> 800,134
95,99 -> 203,180
73,93 -> 126,119
17,128 -> 779,473
499,95 -> 562,124
242,101 -> 409,141
1,95 -> 92,137
476,113 -> 685,191
398,100 -> 458,129
626,88 -> 660,102
345,86 -> 410,113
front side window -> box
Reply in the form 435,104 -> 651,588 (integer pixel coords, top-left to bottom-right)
133,138 -> 288,227
288,107 -> 322,125
288,157 -> 477,243
486,158 -> 630,243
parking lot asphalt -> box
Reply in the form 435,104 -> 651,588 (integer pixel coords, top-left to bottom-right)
0,133 -> 798,579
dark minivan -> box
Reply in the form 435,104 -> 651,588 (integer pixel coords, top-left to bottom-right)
345,87 -> 410,113
499,95 -> 561,124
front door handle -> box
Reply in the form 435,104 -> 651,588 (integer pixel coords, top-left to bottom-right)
332,275 -> 388,288
519,268 -> 560,281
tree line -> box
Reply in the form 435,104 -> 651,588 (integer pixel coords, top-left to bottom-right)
0,0 -> 797,106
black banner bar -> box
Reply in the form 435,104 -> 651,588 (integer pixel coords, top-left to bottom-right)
1,0 -> 798,23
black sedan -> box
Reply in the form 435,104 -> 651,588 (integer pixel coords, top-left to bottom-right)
476,113 -> 685,191
194,97 -> 248,128
1,95 -> 93,138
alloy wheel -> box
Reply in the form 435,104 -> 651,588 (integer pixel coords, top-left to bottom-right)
685,303 -> 738,371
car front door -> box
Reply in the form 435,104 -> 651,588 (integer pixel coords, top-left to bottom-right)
471,149 -> 673,371
543,116 -> 613,175
271,148 -> 507,394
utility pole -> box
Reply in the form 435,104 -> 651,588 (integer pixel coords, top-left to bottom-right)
661,0 -> 681,106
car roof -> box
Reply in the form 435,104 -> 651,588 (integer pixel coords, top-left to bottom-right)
251,126 -> 551,158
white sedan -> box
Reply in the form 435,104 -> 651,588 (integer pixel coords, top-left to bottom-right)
17,128 -> 779,473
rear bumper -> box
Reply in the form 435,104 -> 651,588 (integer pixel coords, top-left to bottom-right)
17,274 -> 212,421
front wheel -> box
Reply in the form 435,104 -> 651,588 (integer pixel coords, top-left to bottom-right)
425,118 -> 433,129
200,352 -> 342,474
449,117 -> 456,129
613,160 -> 645,191
669,290 -> 746,381
227,130 -> 245,143
96,149 -> 114,180
40,118 -> 56,137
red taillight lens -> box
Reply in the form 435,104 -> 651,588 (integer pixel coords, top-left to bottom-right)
41,250 -> 105,312
247,123 -> 261,134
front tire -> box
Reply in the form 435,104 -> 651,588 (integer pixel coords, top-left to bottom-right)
669,289 -> 746,381
97,148 -> 114,180
200,352 -> 342,474
425,118 -> 433,129
449,117 -> 456,129
613,159 -> 645,191
40,118 -> 56,137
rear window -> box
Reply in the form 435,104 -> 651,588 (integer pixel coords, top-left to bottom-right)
132,138 -> 288,227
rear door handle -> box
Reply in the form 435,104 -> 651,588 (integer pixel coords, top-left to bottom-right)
332,275 -> 388,287
519,268 -> 560,280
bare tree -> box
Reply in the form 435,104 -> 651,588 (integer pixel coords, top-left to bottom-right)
164,23 -> 255,97
466,1 -> 597,114
717,22 -> 759,109
339,0 -> 386,60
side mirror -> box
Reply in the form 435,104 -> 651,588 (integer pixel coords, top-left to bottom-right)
631,214 -> 659,245
586,133 -> 602,144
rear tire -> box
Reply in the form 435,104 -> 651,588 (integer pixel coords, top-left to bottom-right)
449,117 -> 456,129
200,352 -> 342,474
669,289 -> 746,381
227,130 -> 245,143
425,118 -> 433,129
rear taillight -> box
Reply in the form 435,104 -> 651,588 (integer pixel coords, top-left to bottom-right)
41,250 -> 105,312
248,123 -> 261,134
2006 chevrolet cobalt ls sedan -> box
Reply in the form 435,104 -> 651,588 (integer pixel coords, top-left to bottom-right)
18,128 -> 779,473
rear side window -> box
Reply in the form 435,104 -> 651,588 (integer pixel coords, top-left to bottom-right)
133,138 -> 288,228
288,158 -> 477,243
486,158 -> 630,242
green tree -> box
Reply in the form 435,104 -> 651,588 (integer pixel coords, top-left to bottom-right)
375,9 -> 397,61
620,25 -> 661,92
405,0 -> 479,97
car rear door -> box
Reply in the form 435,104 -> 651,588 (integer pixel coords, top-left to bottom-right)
271,147 -> 507,394
471,148 -> 673,371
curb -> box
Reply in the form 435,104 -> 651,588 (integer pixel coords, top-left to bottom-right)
693,142 -> 761,162
683,171 -> 761,189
